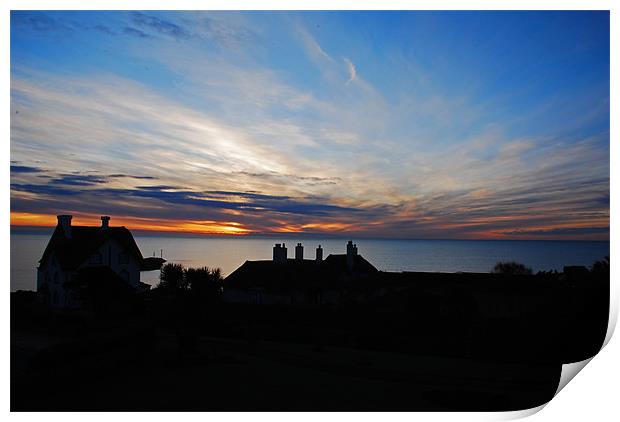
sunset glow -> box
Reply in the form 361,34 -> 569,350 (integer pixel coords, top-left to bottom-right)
11,212 -> 252,236
10,11 -> 609,240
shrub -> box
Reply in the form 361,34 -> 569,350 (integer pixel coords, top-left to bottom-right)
186,266 -> 223,300
491,261 -> 533,275
591,256 -> 609,274
158,263 -> 187,291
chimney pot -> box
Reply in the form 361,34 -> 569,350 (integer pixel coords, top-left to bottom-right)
101,216 -> 110,229
295,243 -> 304,261
346,240 -> 356,272
57,215 -> 72,238
273,243 -> 287,263
316,245 -> 323,262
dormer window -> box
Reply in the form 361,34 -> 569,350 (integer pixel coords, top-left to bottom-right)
89,252 -> 102,264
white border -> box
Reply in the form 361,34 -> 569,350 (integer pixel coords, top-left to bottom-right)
3,1 -> 617,421
0,0 -> 617,11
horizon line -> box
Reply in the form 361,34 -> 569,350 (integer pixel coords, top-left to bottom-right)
10,223 -> 610,243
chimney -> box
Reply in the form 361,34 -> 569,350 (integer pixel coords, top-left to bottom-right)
57,215 -> 72,238
316,245 -> 323,262
101,216 -> 110,229
346,240 -> 356,272
295,243 -> 304,261
273,243 -> 287,264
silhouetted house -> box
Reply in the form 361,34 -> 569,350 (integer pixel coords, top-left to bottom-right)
37,215 -> 160,308
223,240 -> 378,306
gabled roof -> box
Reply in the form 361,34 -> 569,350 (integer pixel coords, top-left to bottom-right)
225,259 -> 322,290
225,254 -> 378,292
322,254 -> 378,275
39,225 -> 143,270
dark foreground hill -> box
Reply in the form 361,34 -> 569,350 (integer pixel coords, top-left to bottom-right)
11,268 -> 608,411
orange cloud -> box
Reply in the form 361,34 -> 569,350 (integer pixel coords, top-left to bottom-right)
11,212 -> 252,236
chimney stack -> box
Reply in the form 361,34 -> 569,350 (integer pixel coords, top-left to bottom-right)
57,215 -> 72,238
273,243 -> 287,264
316,245 -> 323,262
346,240 -> 357,272
295,243 -> 304,261
101,216 -> 110,229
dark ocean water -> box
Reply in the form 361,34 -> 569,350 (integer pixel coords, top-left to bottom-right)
10,232 -> 609,292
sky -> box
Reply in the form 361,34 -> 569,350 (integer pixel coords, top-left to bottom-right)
10,10 -> 610,240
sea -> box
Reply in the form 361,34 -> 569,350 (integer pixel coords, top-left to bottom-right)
10,230 -> 610,292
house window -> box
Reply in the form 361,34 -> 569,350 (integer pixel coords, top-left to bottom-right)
89,252 -> 102,264
118,251 -> 129,264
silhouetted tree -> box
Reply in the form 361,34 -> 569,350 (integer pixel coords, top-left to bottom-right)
186,266 -> 223,302
491,261 -> 532,275
591,256 -> 609,275
158,263 -> 187,291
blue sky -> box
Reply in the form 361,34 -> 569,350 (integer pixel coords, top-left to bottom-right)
10,11 -> 610,239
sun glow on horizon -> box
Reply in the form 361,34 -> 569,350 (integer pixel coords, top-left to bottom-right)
10,212 -> 253,236
9,211 -> 609,241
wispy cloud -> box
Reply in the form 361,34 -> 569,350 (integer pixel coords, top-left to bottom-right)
10,165 -> 45,174
195,15 -> 258,48
296,22 -> 333,63
10,65 -> 609,238
10,11 -> 609,239
92,24 -> 115,35
123,27 -> 152,39
130,12 -> 190,40
11,11 -> 72,32
344,57 -> 357,85
49,174 -> 108,186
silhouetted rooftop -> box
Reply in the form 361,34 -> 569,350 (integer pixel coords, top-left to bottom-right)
39,225 -> 143,270
322,253 -> 378,275
141,257 -> 166,271
225,254 -> 378,292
